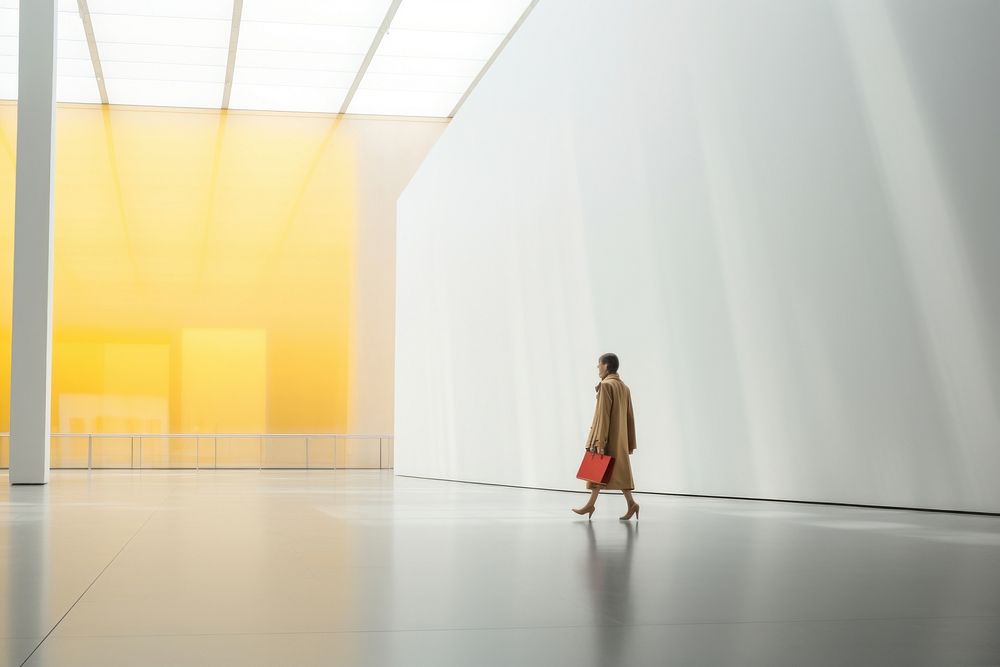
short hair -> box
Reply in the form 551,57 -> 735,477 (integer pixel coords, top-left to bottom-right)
599,353 -> 620,373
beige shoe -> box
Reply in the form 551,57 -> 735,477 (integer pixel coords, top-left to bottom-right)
619,503 -> 640,521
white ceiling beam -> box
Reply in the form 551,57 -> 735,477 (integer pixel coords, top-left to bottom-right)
338,0 -> 403,115
77,0 -> 108,104
222,0 -> 244,109
449,0 -> 538,119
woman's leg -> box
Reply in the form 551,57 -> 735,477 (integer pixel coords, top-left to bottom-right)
619,490 -> 640,520
572,488 -> 602,517
575,489 -> 600,509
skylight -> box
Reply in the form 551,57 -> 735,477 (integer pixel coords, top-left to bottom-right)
3,0 -> 534,118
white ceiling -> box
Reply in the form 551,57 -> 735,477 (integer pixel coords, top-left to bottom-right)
0,0 -> 533,117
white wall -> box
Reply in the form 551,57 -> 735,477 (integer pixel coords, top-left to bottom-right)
395,0 -> 1000,513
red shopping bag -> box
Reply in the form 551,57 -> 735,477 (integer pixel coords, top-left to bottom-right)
576,451 -> 615,484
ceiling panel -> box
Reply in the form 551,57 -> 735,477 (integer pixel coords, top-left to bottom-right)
229,0 -> 389,113
57,38 -> 93,62
348,0 -> 532,117
377,29 -> 504,62
235,67 -> 355,89
85,0 -> 232,20
0,5 -> 16,99
102,61 -> 225,84
57,57 -> 96,79
237,21 -> 375,54
99,42 -> 224,67
390,0 -> 533,33
229,83 -> 349,114
89,14 -> 231,49
348,88 -> 461,118
104,78 -> 223,109
0,71 -> 13,100
367,54 -> 482,78
88,0 -> 232,108
57,74 -> 101,104
240,0 -> 391,26
235,49 -> 361,73
56,5 -> 100,103
360,72 -> 469,95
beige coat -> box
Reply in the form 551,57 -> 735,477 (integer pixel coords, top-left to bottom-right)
585,373 -> 637,490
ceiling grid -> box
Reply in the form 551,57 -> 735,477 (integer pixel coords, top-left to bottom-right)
0,0 -> 534,118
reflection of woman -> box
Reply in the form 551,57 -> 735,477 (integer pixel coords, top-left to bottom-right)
573,353 -> 639,520
581,521 -> 637,662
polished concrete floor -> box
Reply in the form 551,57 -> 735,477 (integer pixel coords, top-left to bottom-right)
1,471 -> 999,666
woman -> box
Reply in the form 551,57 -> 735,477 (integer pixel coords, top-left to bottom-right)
573,353 -> 639,520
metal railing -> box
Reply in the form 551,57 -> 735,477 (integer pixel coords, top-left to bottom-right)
0,433 -> 393,470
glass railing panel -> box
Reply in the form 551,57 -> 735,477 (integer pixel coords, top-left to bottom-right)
137,436 -> 167,469
169,436 -> 199,468
262,436 -> 307,469
305,436 -> 336,469
214,435 -> 261,469
196,436 -> 216,469
0,433 -> 391,470
51,435 -> 89,468
338,437 -> 382,469
91,436 -> 134,469
139,435 -> 198,469
381,437 -> 393,469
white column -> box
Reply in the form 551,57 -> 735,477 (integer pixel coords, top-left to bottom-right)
10,0 -> 58,485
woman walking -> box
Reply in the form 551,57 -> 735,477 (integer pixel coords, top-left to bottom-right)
573,353 -> 639,520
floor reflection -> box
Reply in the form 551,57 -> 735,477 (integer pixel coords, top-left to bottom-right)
581,520 -> 638,663
5,485 -> 50,666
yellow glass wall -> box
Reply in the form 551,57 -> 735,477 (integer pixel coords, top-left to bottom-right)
0,103 -> 358,466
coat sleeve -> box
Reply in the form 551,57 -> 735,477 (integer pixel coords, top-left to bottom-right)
627,394 -> 637,453
589,383 -> 613,451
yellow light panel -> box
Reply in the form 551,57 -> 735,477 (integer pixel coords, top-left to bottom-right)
0,103 -> 357,466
